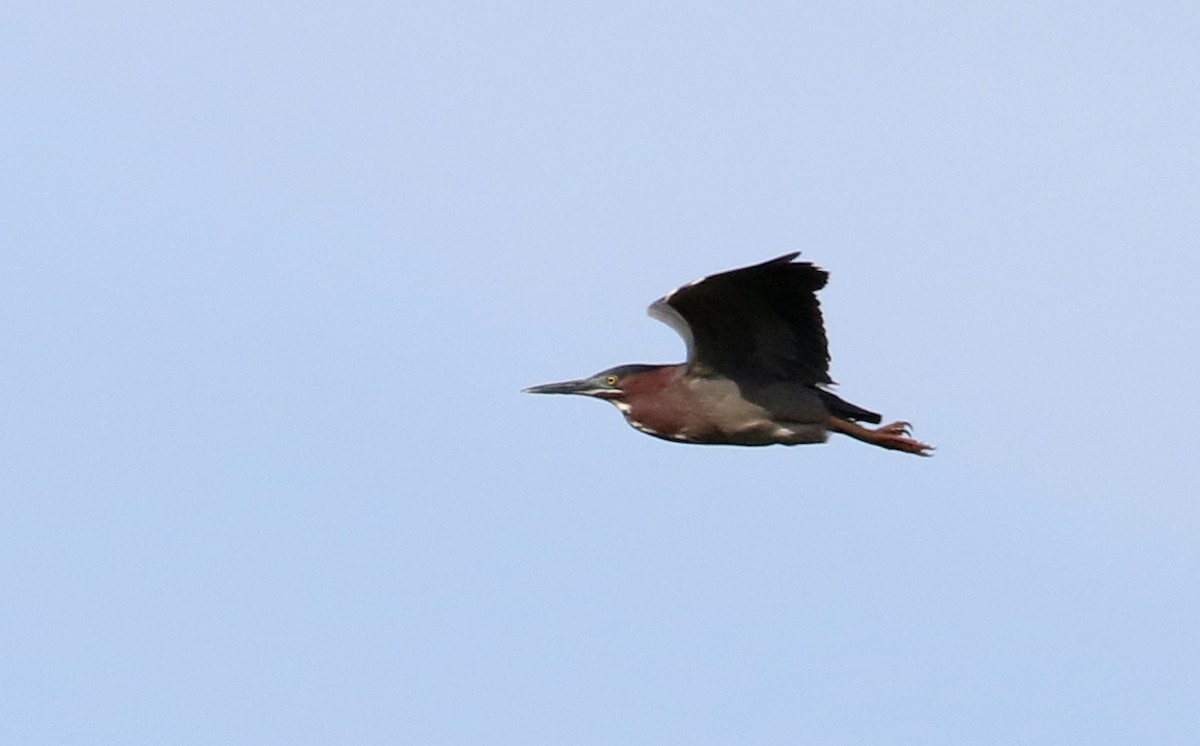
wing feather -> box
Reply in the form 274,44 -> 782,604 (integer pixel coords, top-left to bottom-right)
647,253 -> 833,385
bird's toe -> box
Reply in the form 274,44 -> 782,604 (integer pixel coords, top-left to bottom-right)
878,421 -> 912,436
879,433 -> 934,456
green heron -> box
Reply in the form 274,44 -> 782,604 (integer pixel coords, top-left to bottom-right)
525,253 -> 933,456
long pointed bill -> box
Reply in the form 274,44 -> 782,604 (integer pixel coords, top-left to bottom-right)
522,378 -> 595,396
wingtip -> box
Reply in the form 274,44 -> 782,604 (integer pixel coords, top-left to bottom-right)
762,251 -> 802,266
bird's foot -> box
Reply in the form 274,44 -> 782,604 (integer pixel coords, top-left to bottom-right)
872,421 -> 935,456
828,416 -> 936,457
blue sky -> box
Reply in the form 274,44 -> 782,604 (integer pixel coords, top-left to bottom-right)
4,2 -> 1199,744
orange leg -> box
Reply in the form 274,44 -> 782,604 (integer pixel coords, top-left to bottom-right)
829,417 -> 935,456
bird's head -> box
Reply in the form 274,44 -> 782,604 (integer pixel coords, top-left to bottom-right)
523,364 -> 668,405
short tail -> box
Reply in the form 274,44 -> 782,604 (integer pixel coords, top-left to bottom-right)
818,390 -> 882,424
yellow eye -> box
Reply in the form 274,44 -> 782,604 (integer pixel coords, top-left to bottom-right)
605,375 -> 619,386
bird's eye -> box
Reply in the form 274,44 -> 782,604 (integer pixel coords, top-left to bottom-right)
605,375 -> 619,386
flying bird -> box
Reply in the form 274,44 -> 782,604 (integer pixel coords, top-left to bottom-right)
525,253 -> 933,455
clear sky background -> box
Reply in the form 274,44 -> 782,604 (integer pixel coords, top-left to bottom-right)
4,2 -> 1200,744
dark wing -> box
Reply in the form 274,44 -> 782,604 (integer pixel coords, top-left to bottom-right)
648,253 -> 832,384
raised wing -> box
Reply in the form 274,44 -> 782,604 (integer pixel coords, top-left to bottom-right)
648,253 -> 832,384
